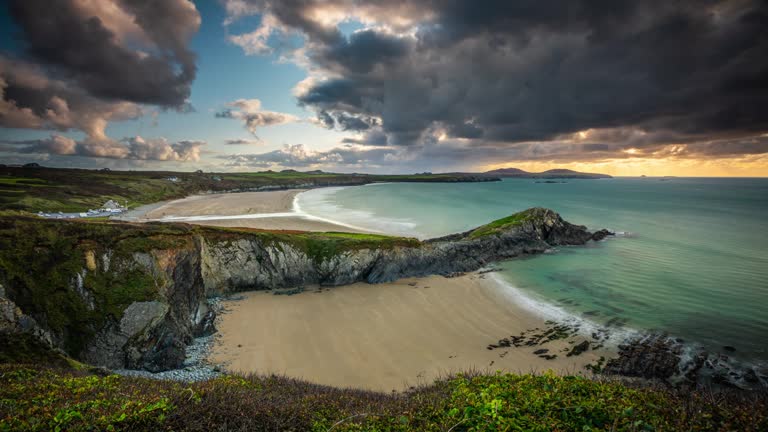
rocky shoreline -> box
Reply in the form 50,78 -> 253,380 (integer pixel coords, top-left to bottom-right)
484,313 -> 768,391
120,299 -> 766,390
603,333 -> 768,390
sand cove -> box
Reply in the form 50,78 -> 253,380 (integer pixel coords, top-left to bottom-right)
126,189 -> 611,391
208,274 -> 608,391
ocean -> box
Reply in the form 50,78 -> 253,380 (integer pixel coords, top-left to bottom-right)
296,177 -> 768,370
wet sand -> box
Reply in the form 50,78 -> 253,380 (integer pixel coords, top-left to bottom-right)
208,273 -> 609,392
121,190 -> 366,233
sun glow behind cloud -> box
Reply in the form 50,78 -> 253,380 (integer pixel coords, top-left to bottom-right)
483,156 -> 768,177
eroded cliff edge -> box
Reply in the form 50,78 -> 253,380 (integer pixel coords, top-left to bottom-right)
0,208 -> 610,372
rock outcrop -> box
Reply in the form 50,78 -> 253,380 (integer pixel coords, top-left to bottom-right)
0,207 -> 611,372
604,334 -> 768,390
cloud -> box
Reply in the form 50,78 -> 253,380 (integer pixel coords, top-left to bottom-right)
0,58 -> 146,143
224,0 -> 768,164
341,128 -> 389,146
2,134 -> 205,161
215,98 -> 299,136
225,138 -> 263,145
1,0 -> 202,163
8,0 -> 199,107
220,143 -> 402,169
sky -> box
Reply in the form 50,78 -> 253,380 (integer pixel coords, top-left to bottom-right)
0,0 -> 767,176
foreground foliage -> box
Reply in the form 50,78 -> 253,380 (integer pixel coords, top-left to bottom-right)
1,365 -> 765,431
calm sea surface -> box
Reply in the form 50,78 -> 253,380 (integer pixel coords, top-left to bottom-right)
297,178 -> 768,366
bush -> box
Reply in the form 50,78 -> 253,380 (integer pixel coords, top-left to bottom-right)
1,365 -> 766,431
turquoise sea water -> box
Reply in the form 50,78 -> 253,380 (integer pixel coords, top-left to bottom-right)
297,178 -> 768,367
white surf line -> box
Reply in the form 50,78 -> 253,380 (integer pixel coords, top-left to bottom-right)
292,189 -> 385,233
487,272 -> 639,345
147,190 -> 382,234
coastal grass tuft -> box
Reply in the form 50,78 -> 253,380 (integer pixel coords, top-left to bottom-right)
467,209 -> 537,238
295,232 -> 420,264
1,364 -> 766,431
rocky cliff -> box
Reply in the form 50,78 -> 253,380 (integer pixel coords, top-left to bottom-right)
0,208 -> 610,372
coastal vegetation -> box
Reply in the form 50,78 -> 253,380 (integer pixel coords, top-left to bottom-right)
1,182 -> 762,431
0,215 -> 420,357
466,209 -> 536,238
1,364 -> 765,431
0,167 -> 497,213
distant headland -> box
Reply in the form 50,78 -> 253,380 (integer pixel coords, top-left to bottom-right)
478,167 -> 613,179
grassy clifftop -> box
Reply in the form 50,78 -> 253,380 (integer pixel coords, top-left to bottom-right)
1,365 -> 765,431
0,167 -> 495,213
466,208 -> 539,239
0,215 -> 419,355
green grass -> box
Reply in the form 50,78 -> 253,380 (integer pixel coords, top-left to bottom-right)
467,209 -> 536,238
0,177 -> 48,186
0,167 -> 491,213
1,365 -> 765,431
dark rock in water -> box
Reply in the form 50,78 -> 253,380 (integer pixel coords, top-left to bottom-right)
533,348 -> 549,355
603,334 -> 704,384
591,229 -> 614,241
567,340 -> 590,357
477,268 -> 499,275
723,345 -> 736,352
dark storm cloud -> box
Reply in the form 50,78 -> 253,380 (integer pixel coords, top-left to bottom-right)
341,129 -> 389,146
8,0 -> 199,107
1,0 -> 202,163
319,29 -> 409,73
316,110 -> 378,131
0,57 -> 143,139
227,0 -> 768,161
1,135 -> 205,161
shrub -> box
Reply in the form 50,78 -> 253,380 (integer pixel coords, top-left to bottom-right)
1,365 -> 766,431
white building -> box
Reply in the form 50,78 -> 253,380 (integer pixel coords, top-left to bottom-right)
102,200 -> 122,210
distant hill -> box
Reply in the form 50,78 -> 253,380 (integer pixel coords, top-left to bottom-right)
482,168 -> 612,179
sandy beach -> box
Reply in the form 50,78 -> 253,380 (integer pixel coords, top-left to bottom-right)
127,189 -> 612,391
209,273 -> 610,392
144,191 -> 300,218
122,190 -> 367,233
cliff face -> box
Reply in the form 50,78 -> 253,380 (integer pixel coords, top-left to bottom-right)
0,208 -> 610,372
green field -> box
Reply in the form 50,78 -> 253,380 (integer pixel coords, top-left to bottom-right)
0,167 -> 494,213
